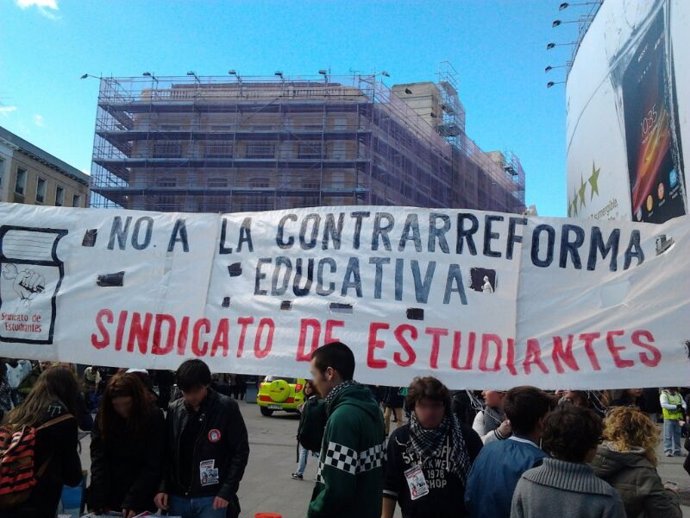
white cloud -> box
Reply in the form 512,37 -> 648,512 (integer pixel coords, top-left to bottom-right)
0,105 -> 18,116
15,0 -> 60,19
15,0 -> 58,9
33,114 -> 45,127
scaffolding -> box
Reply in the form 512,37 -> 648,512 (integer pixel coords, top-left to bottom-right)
90,73 -> 526,214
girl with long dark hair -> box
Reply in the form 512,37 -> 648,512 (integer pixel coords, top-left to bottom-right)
88,372 -> 165,517
1,366 -> 83,518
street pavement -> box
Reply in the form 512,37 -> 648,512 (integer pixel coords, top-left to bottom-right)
235,403 -> 317,518
77,400 -> 690,518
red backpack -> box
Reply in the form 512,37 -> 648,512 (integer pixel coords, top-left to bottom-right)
0,414 -> 73,509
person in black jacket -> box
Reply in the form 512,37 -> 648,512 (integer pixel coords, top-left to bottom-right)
151,369 -> 175,409
154,359 -> 249,518
383,386 -> 406,435
2,366 -> 83,518
610,388 -> 644,408
88,373 -> 165,516
382,376 -> 483,518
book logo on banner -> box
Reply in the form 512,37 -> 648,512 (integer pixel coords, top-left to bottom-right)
0,226 -> 68,344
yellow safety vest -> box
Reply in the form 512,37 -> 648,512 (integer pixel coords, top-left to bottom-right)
662,391 -> 684,420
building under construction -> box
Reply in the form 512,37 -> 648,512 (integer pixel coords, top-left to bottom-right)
90,71 -> 525,214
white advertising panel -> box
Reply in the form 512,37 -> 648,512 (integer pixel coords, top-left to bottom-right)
566,0 -> 690,224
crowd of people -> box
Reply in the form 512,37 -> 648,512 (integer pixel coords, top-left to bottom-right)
0,347 -> 687,518
292,350 -> 686,518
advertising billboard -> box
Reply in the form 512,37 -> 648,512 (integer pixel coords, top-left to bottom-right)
566,0 -> 690,223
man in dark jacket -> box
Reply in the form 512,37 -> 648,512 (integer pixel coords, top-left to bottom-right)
308,341 -> 386,518
154,360 -> 250,518
464,386 -> 554,518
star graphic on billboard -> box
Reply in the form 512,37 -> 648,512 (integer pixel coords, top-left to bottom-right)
568,161 -> 603,216
589,163 -> 600,200
569,192 -> 579,217
578,175 -> 587,209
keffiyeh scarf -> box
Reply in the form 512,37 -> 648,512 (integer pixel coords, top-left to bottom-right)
408,411 -> 472,484
325,380 -> 357,412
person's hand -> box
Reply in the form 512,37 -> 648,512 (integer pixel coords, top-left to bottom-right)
2,264 -> 45,305
664,481 -> 679,492
154,492 -> 169,510
213,496 -> 230,510
14,269 -> 45,301
497,419 -> 512,438
676,404 -> 684,411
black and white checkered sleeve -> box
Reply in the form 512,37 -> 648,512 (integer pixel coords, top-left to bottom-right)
323,441 -> 359,475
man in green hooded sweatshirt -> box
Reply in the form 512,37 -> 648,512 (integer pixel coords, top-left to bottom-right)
308,341 -> 386,518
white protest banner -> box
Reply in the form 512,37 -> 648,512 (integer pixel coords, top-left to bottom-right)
0,204 -> 217,362
518,215 -> 690,389
0,202 -> 688,389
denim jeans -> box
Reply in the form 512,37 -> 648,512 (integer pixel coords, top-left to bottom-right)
169,495 -> 227,518
663,419 -> 682,454
296,443 -> 310,475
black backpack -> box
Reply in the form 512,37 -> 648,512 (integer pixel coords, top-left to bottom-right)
297,397 -> 327,452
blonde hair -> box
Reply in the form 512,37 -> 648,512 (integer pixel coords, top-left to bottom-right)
603,406 -> 659,465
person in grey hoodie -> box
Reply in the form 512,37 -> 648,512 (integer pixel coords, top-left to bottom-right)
591,406 -> 681,518
511,405 -> 625,518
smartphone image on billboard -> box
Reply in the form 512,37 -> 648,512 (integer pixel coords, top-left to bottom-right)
620,5 -> 685,223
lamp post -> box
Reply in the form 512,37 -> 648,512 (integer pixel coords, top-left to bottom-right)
228,70 -> 242,96
546,41 -> 576,50
552,16 -> 594,28
274,71 -> 285,93
142,71 -> 159,84
545,63 -> 572,73
559,1 -> 601,10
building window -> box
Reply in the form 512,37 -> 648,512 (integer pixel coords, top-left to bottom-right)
246,143 -> 275,159
36,177 -> 46,203
243,197 -> 273,211
302,178 -> 320,190
301,195 -> 320,207
157,194 -> 177,210
55,186 -> 64,206
330,141 -> 348,160
206,141 -> 234,158
208,177 -> 228,188
15,169 -> 26,195
206,196 -> 227,212
0,158 -> 4,187
153,142 -> 182,158
332,117 -> 349,130
211,125 -> 234,132
298,142 -> 322,159
72,194 -> 82,207
156,177 -> 177,188
249,178 -> 270,188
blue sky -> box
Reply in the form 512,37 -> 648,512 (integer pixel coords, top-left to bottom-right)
1,0 -> 577,216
